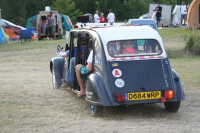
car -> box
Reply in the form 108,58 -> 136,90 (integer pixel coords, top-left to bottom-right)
36,10 -> 63,40
2,19 -> 26,35
50,25 -> 185,116
128,19 -> 158,31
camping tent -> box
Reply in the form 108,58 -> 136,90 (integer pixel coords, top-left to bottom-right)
60,14 -> 73,31
0,27 -> 6,44
187,0 -> 200,29
26,15 -> 37,30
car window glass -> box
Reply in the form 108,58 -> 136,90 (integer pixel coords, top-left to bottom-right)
94,40 -> 101,65
107,39 -> 162,57
73,37 -> 78,47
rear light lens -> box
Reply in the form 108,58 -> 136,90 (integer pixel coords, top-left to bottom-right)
115,93 -> 125,102
38,29 -> 40,33
74,25 -> 78,28
164,90 -> 174,99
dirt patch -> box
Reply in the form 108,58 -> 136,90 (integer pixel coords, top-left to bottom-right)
0,40 -> 200,133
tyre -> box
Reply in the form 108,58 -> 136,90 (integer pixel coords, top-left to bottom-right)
164,101 -> 180,112
52,67 -> 61,89
90,104 -> 103,117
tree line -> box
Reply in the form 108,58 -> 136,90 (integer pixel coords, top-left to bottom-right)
0,0 -> 192,27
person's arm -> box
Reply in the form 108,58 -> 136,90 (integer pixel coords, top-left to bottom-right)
46,19 -> 48,24
107,14 -> 109,20
86,50 -> 93,72
86,62 -> 92,72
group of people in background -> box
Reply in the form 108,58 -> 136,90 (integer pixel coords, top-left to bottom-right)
45,11 -> 58,41
94,9 -> 116,23
154,1 -> 187,29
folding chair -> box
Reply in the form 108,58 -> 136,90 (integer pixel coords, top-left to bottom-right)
20,28 -> 34,43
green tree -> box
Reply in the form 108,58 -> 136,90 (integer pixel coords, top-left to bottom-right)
52,0 -> 82,24
73,0 -> 97,15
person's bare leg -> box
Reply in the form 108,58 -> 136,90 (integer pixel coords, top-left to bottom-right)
158,21 -> 162,28
75,64 -> 86,96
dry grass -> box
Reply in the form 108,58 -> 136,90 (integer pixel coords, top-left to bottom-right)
0,29 -> 200,133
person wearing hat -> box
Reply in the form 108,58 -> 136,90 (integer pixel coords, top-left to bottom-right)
94,11 -> 100,23
180,1 -> 187,25
100,13 -> 106,23
153,2 -> 162,29
107,9 -> 116,23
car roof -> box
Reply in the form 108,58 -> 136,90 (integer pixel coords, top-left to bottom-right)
92,26 -> 160,42
72,26 -> 166,61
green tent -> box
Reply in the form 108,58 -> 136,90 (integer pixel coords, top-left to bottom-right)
26,15 -> 37,30
60,14 -> 73,31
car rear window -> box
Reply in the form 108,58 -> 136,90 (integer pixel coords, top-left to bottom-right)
107,39 -> 162,57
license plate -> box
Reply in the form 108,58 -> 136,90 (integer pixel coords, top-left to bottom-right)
128,91 -> 161,100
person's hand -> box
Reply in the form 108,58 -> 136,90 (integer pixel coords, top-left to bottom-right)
57,52 -> 63,57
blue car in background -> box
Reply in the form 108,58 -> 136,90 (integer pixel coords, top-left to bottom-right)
128,19 -> 158,31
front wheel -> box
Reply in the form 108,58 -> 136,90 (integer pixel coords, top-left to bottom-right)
164,101 -> 180,112
90,104 -> 103,117
52,67 -> 61,89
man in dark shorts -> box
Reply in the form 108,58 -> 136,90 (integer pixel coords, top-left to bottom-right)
153,2 -> 162,29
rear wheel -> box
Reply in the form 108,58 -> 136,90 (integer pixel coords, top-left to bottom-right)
52,67 -> 61,89
164,101 -> 180,112
90,104 -> 103,117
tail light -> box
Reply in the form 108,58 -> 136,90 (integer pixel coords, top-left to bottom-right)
164,90 -> 174,99
115,93 -> 125,102
74,25 -> 78,28
38,29 -> 40,33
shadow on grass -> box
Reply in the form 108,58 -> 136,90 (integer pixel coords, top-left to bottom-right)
101,103 -> 180,120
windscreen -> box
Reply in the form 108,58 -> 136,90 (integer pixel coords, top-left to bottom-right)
107,39 -> 162,57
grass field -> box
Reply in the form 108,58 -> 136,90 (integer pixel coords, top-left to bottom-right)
0,27 -> 200,133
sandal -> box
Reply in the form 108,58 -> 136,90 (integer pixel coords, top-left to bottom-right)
77,93 -> 86,98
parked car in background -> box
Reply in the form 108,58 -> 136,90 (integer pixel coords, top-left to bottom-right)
2,19 -> 26,35
36,10 -> 63,40
128,19 -> 158,30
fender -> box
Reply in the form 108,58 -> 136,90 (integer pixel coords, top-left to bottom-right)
85,73 -> 113,106
50,57 -> 64,84
172,69 -> 186,100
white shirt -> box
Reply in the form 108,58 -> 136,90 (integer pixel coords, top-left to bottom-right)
181,5 -> 187,14
107,13 -> 115,23
94,14 -> 100,23
51,15 -> 56,25
87,50 -> 93,63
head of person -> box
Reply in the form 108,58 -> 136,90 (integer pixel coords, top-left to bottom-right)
50,11 -> 53,16
87,39 -> 93,51
47,14 -> 51,18
101,13 -> 104,16
95,11 -> 99,14
157,2 -> 160,6
109,9 -> 112,13
122,40 -> 135,49
182,1 -> 185,5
